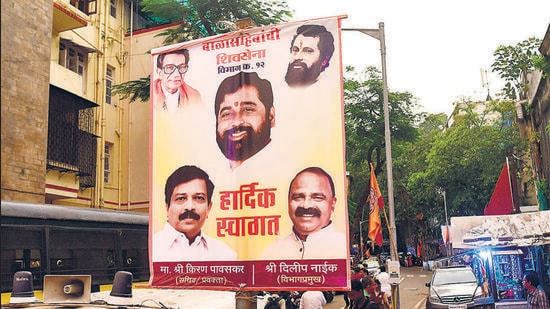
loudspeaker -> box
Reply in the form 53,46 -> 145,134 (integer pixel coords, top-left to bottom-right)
43,275 -> 91,304
103,271 -> 134,306
10,271 -> 38,304
110,271 -> 133,298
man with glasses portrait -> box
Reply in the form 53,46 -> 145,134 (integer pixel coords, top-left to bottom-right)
152,49 -> 203,112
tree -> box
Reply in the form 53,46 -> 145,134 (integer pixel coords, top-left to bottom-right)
492,37 -> 548,210
392,112 -> 447,253
343,65 -> 421,248
491,37 -> 542,100
113,0 -> 291,102
405,99 -> 525,228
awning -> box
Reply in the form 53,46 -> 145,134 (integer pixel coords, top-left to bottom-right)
50,84 -> 99,109
53,1 -> 87,33
60,32 -> 99,53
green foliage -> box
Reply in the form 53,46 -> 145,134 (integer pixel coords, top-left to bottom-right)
113,0 -> 291,102
141,0 -> 292,43
536,177 -> 549,197
112,76 -> 151,103
343,66 -> 421,244
406,100 -> 525,219
532,54 -> 550,78
491,37 -> 542,100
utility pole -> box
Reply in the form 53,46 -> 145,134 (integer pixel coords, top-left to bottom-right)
343,22 -> 398,309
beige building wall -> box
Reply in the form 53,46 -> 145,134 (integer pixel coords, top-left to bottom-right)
2,0 -> 197,213
1,1 -> 52,203
120,24 -> 183,212
45,0 -> 128,210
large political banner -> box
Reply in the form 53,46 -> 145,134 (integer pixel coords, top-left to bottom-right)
149,16 -> 349,291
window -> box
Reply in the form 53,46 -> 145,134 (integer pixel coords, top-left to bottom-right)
59,43 -> 67,67
59,41 -> 87,76
110,0 -> 116,18
105,66 -> 114,104
77,52 -> 84,75
70,0 -> 97,15
104,143 -> 112,184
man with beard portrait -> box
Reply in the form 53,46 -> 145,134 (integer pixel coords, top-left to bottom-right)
262,167 -> 347,259
215,71 -> 275,170
285,24 -> 335,87
152,165 -> 237,261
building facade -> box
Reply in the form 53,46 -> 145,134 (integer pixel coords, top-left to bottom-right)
2,2 -> 548,215
524,25 -> 550,210
1,0 -> 165,212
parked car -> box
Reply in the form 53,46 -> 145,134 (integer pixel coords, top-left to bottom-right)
425,266 -> 493,309
362,258 -> 381,277
398,252 -> 407,267
379,251 -> 391,263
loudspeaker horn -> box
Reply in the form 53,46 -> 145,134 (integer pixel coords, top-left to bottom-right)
43,275 -> 91,304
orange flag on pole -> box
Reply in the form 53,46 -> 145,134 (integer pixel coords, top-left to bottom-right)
367,163 -> 384,247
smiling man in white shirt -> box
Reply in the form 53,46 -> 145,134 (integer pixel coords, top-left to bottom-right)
262,166 -> 346,260
153,165 -> 236,261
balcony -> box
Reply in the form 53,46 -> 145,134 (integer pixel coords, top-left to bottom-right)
53,0 -> 88,33
47,85 -> 99,190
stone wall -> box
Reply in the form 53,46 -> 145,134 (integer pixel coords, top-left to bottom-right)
1,1 -> 52,202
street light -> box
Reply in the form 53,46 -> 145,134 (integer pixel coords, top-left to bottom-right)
343,23 -> 399,309
343,23 -> 397,261
359,219 -> 369,260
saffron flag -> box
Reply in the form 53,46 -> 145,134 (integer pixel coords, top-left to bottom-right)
368,163 -> 384,247
442,224 -> 450,245
484,161 -> 514,215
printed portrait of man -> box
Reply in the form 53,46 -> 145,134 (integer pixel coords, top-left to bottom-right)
285,24 -> 335,87
152,49 -> 203,112
262,166 -> 347,259
215,71 -> 275,170
152,165 -> 236,261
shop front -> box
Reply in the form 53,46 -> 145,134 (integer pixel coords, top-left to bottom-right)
449,211 -> 550,308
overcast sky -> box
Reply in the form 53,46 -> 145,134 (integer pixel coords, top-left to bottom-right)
286,0 -> 549,114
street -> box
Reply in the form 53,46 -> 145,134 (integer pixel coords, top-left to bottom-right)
323,265 -> 430,309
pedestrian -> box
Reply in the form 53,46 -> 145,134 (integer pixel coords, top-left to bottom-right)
369,279 -> 390,309
375,265 -> 391,299
299,291 -> 326,309
362,275 -> 375,299
345,267 -> 368,307
349,279 -> 376,309
523,271 -> 549,309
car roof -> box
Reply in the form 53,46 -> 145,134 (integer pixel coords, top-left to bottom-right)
434,266 -> 472,272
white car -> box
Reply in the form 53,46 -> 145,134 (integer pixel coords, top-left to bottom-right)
363,259 -> 381,277
425,266 -> 493,309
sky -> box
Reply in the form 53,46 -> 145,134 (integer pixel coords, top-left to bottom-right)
285,0 -> 549,115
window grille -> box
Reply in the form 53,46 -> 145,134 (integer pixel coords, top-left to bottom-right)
47,86 -> 98,189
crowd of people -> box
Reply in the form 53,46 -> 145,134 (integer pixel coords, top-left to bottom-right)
344,263 -> 391,309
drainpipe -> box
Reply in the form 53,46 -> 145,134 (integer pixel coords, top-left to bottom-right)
115,0 -> 127,210
96,0 -> 109,208
127,0 -> 135,211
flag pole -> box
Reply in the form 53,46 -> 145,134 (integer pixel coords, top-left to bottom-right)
506,157 -> 516,212
382,206 -> 398,259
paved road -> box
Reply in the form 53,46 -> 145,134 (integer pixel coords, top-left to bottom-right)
323,266 -> 431,309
